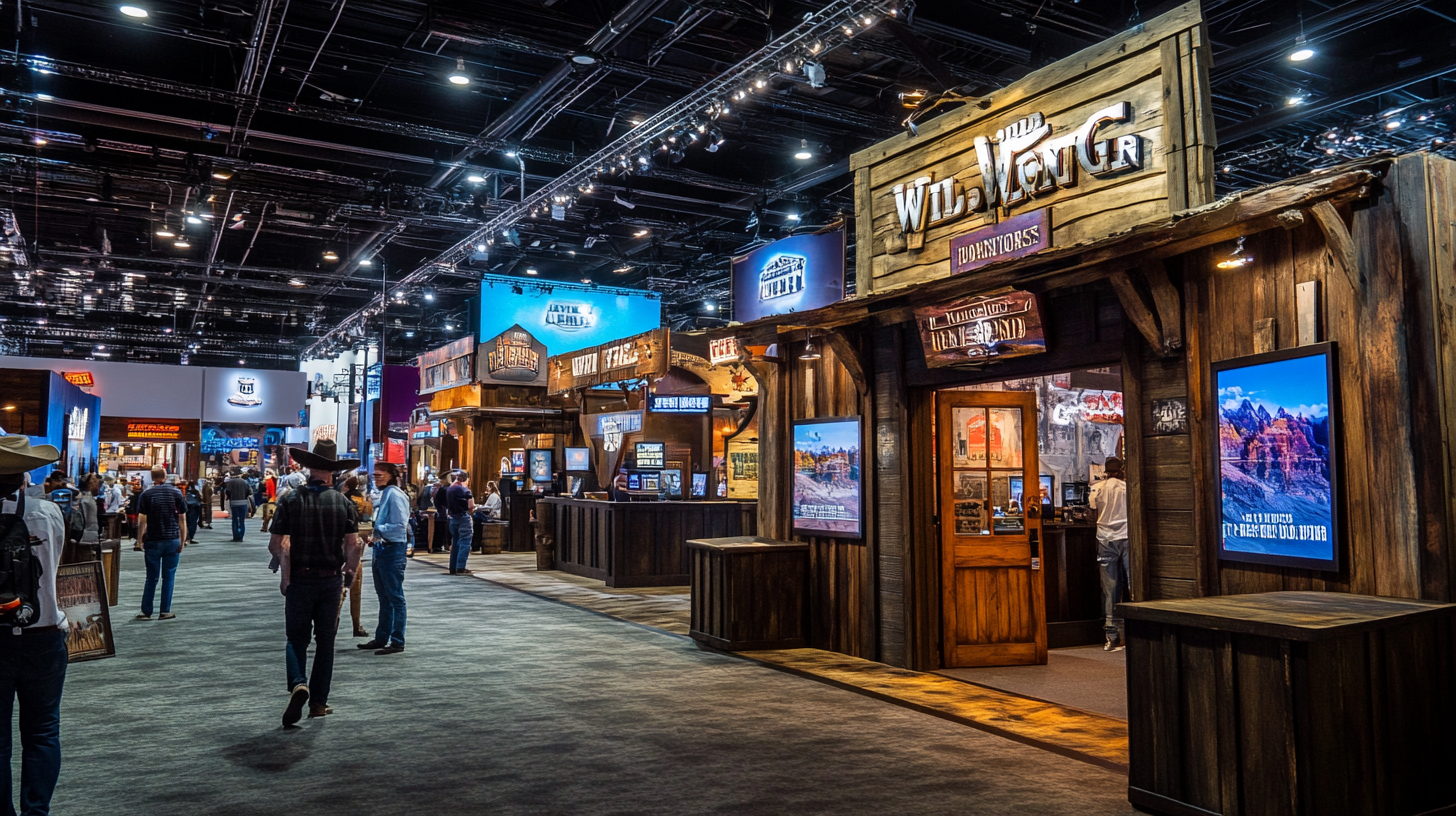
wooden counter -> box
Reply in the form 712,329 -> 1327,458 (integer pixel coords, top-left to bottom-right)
1121,591 -> 1456,816
541,497 -> 756,588
688,537 -> 808,651
1041,522 -> 1102,647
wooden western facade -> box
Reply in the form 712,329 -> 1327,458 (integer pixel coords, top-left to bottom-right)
713,0 -> 1456,677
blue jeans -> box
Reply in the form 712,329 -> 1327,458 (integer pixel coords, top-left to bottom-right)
371,541 -> 408,647
284,575 -> 343,706
448,516 -> 471,572
0,629 -> 67,816
229,502 -> 249,540
1097,537 -> 1131,640
185,508 -> 199,542
141,538 -> 182,616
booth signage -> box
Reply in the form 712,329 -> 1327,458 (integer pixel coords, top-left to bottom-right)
915,290 -> 1046,368
649,395 -> 711,414
62,371 -> 95,387
708,337 -> 740,366
479,325 -> 547,386
731,230 -> 846,323
67,407 -> 89,441
547,328 -> 667,393
365,364 -> 382,401
127,422 -> 181,440
595,411 -> 642,436
479,275 -> 661,358
950,209 -> 1050,275
416,335 -> 476,396
635,442 -> 665,470
200,436 -> 259,454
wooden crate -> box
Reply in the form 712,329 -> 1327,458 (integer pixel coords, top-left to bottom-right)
1122,591 -> 1456,816
688,537 -> 809,651
479,522 -> 506,555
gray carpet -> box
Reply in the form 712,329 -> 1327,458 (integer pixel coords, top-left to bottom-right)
32,521 -> 1135,815
937,646 -> 1129,720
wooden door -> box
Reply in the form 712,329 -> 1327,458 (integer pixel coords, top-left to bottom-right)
937,390 -> 1047,667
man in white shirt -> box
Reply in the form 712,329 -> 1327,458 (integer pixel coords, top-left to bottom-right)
0,435 -> 69,815
103,476 -> 126,515
1088,456 -> 1130,651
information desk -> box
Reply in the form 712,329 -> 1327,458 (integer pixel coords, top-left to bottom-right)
541,497 -> 756,588
1041,522 -> 1102,647
1121,592 -> 1456,816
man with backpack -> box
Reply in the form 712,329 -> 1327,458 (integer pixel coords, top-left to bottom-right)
0,435 -> 69,816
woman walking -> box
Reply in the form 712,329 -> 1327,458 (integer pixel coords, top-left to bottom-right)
359,463 -> 409,654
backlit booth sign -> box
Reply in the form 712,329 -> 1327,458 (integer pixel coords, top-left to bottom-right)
478,325 -> 547,386
68,408 -> 89,441
127,423 -> 182,440
203,369 -> 307,425
731,230 -> 846,323
63,371 -> 95,387
416,336 -> 475,396
200,436 -> 259,454
480,275 -> 662,358
914,290 -> 1046,368
649,395 -> 711,414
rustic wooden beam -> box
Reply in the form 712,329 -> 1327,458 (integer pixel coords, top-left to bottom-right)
1308,200 -> 1362,296
1142,262 -> 1184,353
823,330 -> 868,396
1110,270 -> 1167,356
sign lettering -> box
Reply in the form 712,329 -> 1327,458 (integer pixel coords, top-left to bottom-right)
708,337 -> 740,366
915,290 -> 1046,368
126,422 -> 181,440
62,371 -> 94,387
571,353 -> 598,378
950,209 -> 1051,274
649,395 -> 711,414
543,301 -> 596,332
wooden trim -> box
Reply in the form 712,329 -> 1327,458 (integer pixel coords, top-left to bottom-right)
1110,270 -> 1165,355
1144,262 -> 1184,353
1309,200 -> 1362,296
1123,328 -> 1151,603
823,330 -> 868,396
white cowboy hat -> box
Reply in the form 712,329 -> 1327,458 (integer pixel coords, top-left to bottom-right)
0,434 -> 61,476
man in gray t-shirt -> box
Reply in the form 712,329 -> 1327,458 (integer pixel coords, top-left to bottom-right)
223,471 -> 253,541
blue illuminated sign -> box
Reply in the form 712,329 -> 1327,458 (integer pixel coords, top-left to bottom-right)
479,275 -> 661,357
732,229 -> 845,323
200,436 -> 260,454
649,395 -> 711,414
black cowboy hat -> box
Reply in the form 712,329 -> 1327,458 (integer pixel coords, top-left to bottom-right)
289,439 -> 360,471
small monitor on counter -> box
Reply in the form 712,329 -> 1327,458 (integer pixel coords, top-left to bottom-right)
564,447 -> 590,472
634,442 -> 665,470
690,473 -> 707,499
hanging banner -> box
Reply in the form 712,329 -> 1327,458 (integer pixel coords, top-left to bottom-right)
547,328 -> 668,394
914,290 -> 1046,368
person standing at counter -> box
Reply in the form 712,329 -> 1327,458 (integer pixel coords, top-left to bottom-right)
1089,456 -> 1130,652
445,471 -> 475,575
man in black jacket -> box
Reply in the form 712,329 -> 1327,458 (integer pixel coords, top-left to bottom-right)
430,471 -> 452,554
222,470 -> 253,541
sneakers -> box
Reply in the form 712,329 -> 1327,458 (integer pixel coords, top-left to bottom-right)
455,569 -> 473,575
283,684 -> 309,726
357,640 -> 385,650
308,705 -> 332,718
374,644 -> 404,655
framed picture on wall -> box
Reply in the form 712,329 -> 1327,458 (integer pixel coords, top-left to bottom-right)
791,417 -> 862,538
1211,342 -> 1339,571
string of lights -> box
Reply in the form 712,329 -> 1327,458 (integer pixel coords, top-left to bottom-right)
303,0 -> 907,360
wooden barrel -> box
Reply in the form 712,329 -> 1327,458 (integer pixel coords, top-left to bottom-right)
481,522 -> 506,555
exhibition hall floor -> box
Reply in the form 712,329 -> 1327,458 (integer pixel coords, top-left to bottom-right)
46,523 -> 1135,815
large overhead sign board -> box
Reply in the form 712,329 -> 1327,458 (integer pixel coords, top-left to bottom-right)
479,275 -> 662,358
850,2 -> 1214,294
547,328 -> 668,394
731,230 -> 846,323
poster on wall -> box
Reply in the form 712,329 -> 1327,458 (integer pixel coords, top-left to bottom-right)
726,438 -> 758,499
791,417 -> 862,538
527,449 -> 553,483
731,229 -> 846,323
1213,343 -> 1338,571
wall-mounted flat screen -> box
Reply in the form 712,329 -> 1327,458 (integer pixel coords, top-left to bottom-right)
690,473 -> 707,498
564,447 -> 591,472
1212,343 -> 1339,571
634,442 -> 665,470
792,416 -> 862,538
527,449 -> 552,483
662,469 -> 682,499
731,229 -> 846,323
509,449 -> 525,475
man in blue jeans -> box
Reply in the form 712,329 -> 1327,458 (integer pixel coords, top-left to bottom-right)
445,470 -> 475,575
223,470 -> 253,541
267,440 -> 361,726
358,462 -> 409,655
0,434 -> 70,816
135,467 -> 186,621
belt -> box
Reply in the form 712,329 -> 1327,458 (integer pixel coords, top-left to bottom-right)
292,567 -> 341,578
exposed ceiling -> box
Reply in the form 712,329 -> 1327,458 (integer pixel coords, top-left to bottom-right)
0,0 -> 1451,369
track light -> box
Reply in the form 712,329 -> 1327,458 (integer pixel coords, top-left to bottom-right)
186,215 -> 203,225
359,258 -> 373,267
794,139 -> 813,160
1289,35 -> 1314,62
448,58 -> 470,86
156,228 -> 175,238
466,173 -> 485,183
173,240 -> 191,248
323,250 -> 339,261
119,5 -> 147,17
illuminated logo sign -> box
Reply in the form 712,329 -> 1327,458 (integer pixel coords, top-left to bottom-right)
63,371 -> 94,387
650,395 -> 711,414
486,330 -> 542,378
543,301 -> 596,332
758,254 -> 805,301
126,422 -> 181,440
708,338 -> 740,366
67,407 -> 89,441
227,376 -> 262,407
915,290 -> 1046,368
891,104 -> 1141,234
200,436 -> 259,454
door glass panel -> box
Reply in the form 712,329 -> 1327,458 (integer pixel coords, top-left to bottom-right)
988,407 -> 1023,468
990,473 -> 1025,535
951,471 -> 988,536
951,407 -> 987,468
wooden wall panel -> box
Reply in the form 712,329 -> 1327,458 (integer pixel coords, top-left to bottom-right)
872,324 -> 909,667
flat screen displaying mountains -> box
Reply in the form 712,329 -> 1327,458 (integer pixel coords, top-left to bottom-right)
1213,344 -> 1339,570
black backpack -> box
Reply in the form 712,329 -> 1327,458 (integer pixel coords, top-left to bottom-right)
0,493 -> 45,628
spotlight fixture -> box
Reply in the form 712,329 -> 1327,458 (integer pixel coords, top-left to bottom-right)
448,58 -> 470,86
704,301 -> 716,312
525,267 -> 538,275
185,215 -> 203,225
404,331 -> 415,338
173,240 -> 191,248
633,229 -> 649,238
358,258 -> 373,267
1286,95 -> 1305,106
1289,34 -> 1314,62
32,135 -> 46,146
571,52 -> 599,66
289,278 -> 306,287
156,228 -> 175,238
444,323 -> 454,331
799,336 -> 822,361
1216,237 -> 1254,270
786,213 -> 801,221
613,265 -> 633,274
1386,119 -> 1402,130
119,5 -> 147,17
211,169 -> 233,180
794,139 -> 813,160
323,250 -> 339,261
898,90 -> 928,108
581,277 -> 592,284
466,173 -> 485,183
238,359 -> 246,365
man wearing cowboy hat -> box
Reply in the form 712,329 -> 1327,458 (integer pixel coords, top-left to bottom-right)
0,435 -> 70,815
266,440 -> 362,726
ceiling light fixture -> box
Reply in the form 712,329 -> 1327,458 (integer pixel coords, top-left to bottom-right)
1289,35 -> 1314,62
173,240 -> 191,248
525,267 -> 538,275
156,228 -> 175,238
633,229 -> 649,238
795,139 -> 813,160
466,173 -> 485,183
359,258 -> 373,267
799,336 -> 822,361
424,291 -> 434,301
448,58 -> 470,86
572,52 -> 599,66
786,213 -> 801,221
186,215 -> 203,225
1216,236 -> 1254,270
1386,119 -> 1402,130
323,250 -> 339,261
32,135 -> 46,146
289,278 -> 306,288
211,169 -> 233,180
119,5 -> 148,17
1286,95 -> 1305,106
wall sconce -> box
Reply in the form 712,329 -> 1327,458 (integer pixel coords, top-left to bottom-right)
1216,236 -> 1254,270
799,335 -> 822,361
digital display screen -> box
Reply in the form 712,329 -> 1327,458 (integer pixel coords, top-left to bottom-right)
564,447 -> 590,471
792,417 -> 862,538
731,230 -> 846,323
627,473 -> 641,490
635,442 -> 665,470
640,473 -> 660,492
509,449 -> 525,474
479,274 -> 661,358
690,473 -> 707,498
527,449 -> 552,483
648,394 -> 711,413
1214,343 -> 1338,570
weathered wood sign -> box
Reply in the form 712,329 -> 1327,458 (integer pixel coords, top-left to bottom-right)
547,328 -> 667,393
914,290 -> 1046,368
477,324 -> 547,386
851,1 -> 1214,294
